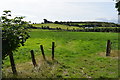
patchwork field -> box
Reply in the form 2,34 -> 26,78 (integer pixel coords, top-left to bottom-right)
32,23 -> 82,30
2,29 -> 119,78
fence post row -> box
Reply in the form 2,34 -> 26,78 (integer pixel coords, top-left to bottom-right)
40,45 -> 46,60
52,42 -> 55,60
106,40 -> 111,56
30,50 -> 38,67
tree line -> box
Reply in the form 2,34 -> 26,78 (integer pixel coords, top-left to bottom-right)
29,25 -> 120,32
43,19 -> 120,27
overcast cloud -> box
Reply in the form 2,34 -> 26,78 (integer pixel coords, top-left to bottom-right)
0,0 -> 118,23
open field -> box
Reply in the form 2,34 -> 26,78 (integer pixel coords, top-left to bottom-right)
31,23 -> 120,33
2,29 -> 119,78
32,23 -> 82,30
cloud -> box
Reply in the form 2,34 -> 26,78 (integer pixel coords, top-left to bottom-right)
95,18 -> 117,23
0,0 -> 117,23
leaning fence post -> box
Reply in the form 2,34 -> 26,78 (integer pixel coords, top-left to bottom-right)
52,42 -> 55,60
40,45 -> 46,60
9,52 -> 18,75
106,40 -> 111,56
30,50 -> 37,67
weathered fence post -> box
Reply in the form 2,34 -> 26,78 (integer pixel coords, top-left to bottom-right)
52,42 -> 55,60
30,50 -> 37,67
9,52 -> 18,75
106,40 -> 111,56
40,45 -> 46,60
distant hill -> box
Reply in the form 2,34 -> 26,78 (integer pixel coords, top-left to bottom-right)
38,19 -> 120,27
53,21 -> 120,27
30,22 -> 120,32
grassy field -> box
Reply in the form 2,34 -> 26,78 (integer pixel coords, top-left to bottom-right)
32,23 -> 82,30
32,23 -> 120,33
2,29 -> 119,78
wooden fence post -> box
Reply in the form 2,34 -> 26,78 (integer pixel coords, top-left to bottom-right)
30,50 -> 37,67
9,52 -> 17,75
106,40 -> 111,56
40,45 -> 46,60
52,42 -> 55,60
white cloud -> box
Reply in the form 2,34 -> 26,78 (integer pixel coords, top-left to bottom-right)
0,0 -> 117,23
95,18 -> 118,23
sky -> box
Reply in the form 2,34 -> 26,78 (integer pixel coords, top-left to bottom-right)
0,0 -> 118,23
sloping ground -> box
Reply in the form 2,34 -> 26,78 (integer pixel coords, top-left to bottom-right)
2,58 -> 61,78
2,50 -> 119,78
2,31 -> 119,78
32,23 -> 82,30
98,50 -> 119,58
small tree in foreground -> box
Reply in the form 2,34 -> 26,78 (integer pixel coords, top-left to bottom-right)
1,10 -> 30,75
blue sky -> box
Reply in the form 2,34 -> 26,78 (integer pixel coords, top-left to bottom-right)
0,0 -> 118,23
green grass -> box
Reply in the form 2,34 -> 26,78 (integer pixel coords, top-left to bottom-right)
32,23 -> 82,30
2,29 -> 119,78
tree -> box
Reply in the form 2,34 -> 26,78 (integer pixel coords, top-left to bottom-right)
116,1 -> 120,14
115,0 -> 120,23
43,19 -> 48,23
1,10 -> 30,75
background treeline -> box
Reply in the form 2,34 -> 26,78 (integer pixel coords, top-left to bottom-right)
42,19 -> 120,27
29,25 -> 120,32
29,19 -> 120,32
54,21 -> 120,27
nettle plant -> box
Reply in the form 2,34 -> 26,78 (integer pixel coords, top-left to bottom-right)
1,10 -> 31,74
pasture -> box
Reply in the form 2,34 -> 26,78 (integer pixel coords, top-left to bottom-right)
2,29 -> 119,78
32,23 -> 83,30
